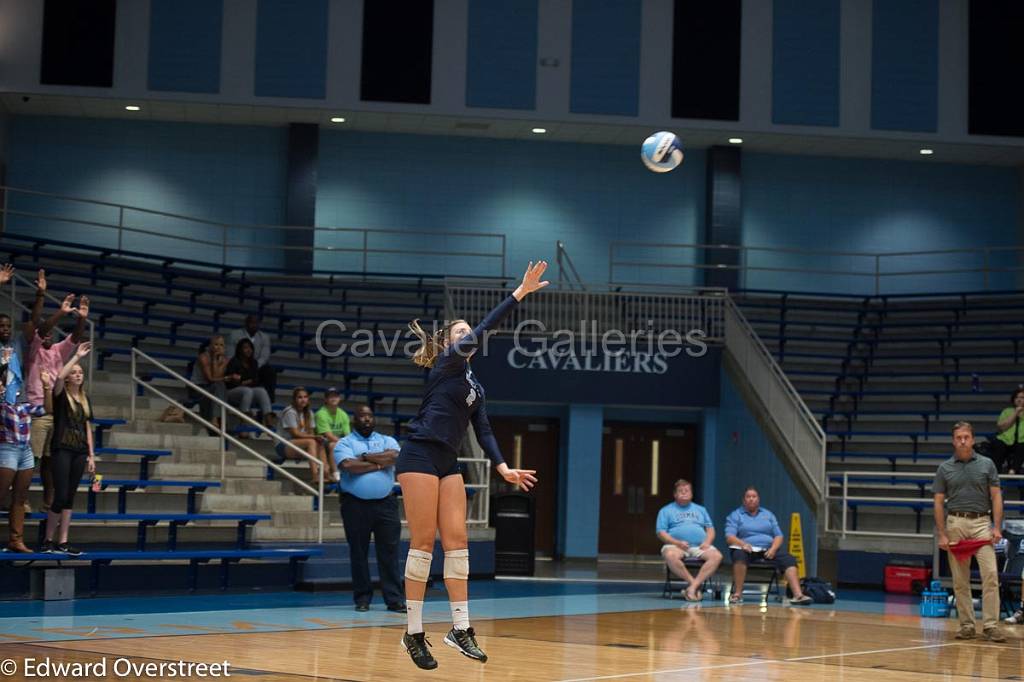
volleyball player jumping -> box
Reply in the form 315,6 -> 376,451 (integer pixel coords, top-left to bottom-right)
397,261 -> 546,669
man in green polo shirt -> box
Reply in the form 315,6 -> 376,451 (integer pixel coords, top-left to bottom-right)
315,387 -> 351,481
933,421 -> 1005,642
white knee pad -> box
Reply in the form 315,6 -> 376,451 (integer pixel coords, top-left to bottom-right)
404,549 -> 432,583
443,548 -> 469,580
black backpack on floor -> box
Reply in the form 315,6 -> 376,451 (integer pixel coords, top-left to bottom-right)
801,577 -> 836,604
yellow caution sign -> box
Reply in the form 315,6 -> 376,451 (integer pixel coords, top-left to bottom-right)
789,512 -> 806,578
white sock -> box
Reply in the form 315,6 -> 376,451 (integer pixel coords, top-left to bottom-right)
451,601 -> 470,631
406,600 -> 424,635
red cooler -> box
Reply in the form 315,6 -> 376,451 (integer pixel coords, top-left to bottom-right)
884,559 -> 930,594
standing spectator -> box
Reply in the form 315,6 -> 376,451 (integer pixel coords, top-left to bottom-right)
656,479 -> 723,601
316,387 -> 350,478
991,389 -> 1024,474
229,315 -> 277,404
334,405 -> 405,613
724,486 -> 812,605
41,342 -> 94,556
25,293 -> 88,512
0,346 -> 43,552
0,267 -> 46,514
0,264 -> 29,404
277,387 -> 330,485
225,338 -> 275,432
933,421 -> 1006,642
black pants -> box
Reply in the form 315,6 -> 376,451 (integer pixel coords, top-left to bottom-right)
191,382 -> 227,423
50,448 -> 88,513
258,364 -> 277,403
340,493 -> 403,607
990,441 -> 1024,474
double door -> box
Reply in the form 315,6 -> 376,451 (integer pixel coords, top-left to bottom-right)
598,422 -> 696,556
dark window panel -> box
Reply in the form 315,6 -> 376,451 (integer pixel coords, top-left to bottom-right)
968,0 -> 1024,137
40,0 -> 117,87
671,0 -> 741,121
361,0 -> 434,104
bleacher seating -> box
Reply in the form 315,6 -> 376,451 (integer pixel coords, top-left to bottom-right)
737,289 -> 1024,539
0,235 -> 463,592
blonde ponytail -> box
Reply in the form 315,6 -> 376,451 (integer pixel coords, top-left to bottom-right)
409,319 -> 463,368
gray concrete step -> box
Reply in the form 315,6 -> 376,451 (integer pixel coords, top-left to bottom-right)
198,493 -> 312,513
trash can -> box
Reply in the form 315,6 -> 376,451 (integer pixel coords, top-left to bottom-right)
491,492 -> 535,576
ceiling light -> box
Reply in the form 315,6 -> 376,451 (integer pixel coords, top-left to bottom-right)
919,148 -> 934,155
531,128 -> 547,134
330,116 -> 346,123
728,137 -> 743,144
125,105 -> 141,111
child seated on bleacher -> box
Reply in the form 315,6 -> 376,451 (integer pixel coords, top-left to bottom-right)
276,387 -> 334,485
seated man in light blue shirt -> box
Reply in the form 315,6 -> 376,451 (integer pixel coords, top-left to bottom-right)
655,479 -> 723,601
724,486 -> 811,605
334,405 -> 405,612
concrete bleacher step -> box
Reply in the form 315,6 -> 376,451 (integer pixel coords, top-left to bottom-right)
252,524 -> 346,542
220,479 -> 286,495
199,493 -> 312,513
154,462 -> 265,479
107,431 -> 222,452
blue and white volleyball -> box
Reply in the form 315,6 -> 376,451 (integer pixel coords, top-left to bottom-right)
640,131 -> 684,173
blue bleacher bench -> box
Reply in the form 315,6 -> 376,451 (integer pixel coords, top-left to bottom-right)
94,447 -> 173,480
30,477 -> 220,514
0,547 -> 322,593
16,512 -> 271,551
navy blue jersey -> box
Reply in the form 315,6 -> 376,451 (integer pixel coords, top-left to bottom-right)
405,295 -> 517,465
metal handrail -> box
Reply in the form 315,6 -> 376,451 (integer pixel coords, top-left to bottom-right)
1,185 -> 507,277
724,297 -> 826,500
130,347 -> 325,543
609,240 -> 1024,294
1,272 -> 95,391
556,241 -> 586,292
826,470 -> 1024,538
446,284 -> 727,340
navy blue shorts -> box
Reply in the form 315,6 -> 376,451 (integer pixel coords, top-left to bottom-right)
395,439 -> 461,478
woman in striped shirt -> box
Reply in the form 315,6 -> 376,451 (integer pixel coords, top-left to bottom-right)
0,346 -> 43,553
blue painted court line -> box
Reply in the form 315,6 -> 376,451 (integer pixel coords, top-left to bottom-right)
0,582 -> 939,643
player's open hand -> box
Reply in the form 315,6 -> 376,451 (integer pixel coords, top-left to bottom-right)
513,261 -> 550,300
499,465 -> 537,492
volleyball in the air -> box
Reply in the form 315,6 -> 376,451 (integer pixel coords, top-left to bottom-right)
640,131 -> 684,173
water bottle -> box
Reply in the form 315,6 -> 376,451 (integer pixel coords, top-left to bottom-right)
971,373 -> 981,393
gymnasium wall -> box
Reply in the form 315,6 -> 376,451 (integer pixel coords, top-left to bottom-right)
741,153 -> 1021,294
6,113 -> 1021,291
314,130 -> 705,281
4,116 -> 289,269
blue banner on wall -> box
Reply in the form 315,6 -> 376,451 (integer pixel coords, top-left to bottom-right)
469,337 -> 721,407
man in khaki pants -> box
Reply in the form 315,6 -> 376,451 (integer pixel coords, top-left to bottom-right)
933,421 -> 1005,642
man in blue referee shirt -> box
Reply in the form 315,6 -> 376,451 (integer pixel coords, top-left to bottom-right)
335,405 -> 406,612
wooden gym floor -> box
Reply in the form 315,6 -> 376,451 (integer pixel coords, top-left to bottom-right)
1,601 -> 1021,681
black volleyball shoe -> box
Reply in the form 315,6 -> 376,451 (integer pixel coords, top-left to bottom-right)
443,627 -> 488,663
401,632 -> 438,670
